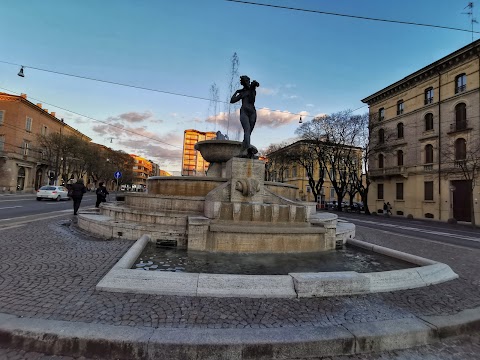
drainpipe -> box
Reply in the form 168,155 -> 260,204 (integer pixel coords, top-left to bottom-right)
437,69 -> 442,221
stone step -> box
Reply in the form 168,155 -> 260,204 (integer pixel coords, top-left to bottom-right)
77,214 -> 187,245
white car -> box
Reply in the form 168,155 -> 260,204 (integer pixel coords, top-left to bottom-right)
36,185 -> 70,201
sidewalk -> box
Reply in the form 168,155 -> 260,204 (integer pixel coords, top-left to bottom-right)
0,217 -> 480,359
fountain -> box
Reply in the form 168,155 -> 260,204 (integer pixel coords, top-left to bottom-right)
77,75 -> 457,298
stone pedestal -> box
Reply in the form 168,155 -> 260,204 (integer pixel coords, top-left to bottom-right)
226,157 -> 265,203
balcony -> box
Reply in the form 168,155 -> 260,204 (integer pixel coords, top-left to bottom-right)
369,166 -> 405,177
455,84 -> 466,94
449,120 -> 471,133
424,97 -> 433,105
454,159 -> 467,168
424,164 -> 433,171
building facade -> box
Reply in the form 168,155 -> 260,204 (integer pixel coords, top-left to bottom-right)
181,129 -> 216,176
130,154 -> 152,191
267,140 -> 363,204
362,40 -> 480,223
0,92 -> 90,193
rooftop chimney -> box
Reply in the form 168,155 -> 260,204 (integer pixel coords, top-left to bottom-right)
37,103 -> 42,108
51,112 -> 56,117
44,109 -> 48,113
20,93 -> 27,99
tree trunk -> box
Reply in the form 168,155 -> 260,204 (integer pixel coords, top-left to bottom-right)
471,187 -> 476,227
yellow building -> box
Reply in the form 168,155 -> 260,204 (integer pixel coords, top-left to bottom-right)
266,140 -> 363,205
362,40 -> 480,223
181,129 -> 216,176
130,154 -> 152,191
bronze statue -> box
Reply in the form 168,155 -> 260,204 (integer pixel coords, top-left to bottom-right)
230,75 -> 260,158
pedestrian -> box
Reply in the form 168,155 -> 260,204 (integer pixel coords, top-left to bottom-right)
387,202 -> 392,215
71,179 -> 86,215
95,182 -> 109,208
383,202 -> 388,215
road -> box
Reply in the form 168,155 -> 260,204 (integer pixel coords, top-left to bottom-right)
338,211 -> 480,250
0,192 -> 97,228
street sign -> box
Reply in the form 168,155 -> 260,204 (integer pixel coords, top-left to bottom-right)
114,171 -> 122,179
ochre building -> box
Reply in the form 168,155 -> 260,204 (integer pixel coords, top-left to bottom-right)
181,129 -> 216,176
362,40 -> 480,223
0,92 -> 90,193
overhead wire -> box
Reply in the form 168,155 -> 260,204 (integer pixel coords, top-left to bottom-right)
225,0 -> 480,34
0,59 -> 364,121
0,86 -> 183,150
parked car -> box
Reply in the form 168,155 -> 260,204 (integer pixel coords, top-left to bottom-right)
351,202 -> 364,211
36,185 -> 70,201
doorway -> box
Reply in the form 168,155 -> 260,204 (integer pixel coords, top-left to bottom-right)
452,180 -> 471,222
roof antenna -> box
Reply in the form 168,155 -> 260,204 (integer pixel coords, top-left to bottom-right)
462,2 -> 478,42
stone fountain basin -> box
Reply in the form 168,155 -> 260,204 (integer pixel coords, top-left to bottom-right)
194,140 -> 243,163
96,235 -> 458,298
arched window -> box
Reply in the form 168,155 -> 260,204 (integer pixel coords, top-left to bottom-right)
425,144 -> 434,164
378,107 -> 385,121
424,87 -> 434,105
378,128 -> 385,144
455,73 -> 467,93
455,138 -> 466,160
378,154 -> 384,168
397,150 -> 404,166
425,113 -> 434,131
455,103 -> 467,130
397,100 -> 404,115
397,122 -> 404,138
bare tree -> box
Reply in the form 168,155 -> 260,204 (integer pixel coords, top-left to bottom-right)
264,141 -> 291,182
441,137 -> 480,227
296,111 -> 363,211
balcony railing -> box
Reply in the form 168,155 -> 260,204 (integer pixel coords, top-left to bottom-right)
454,159 -> 467,168
455,84 -> 466,94
424,164 -> 433,171
450,120 -> 469,132
424,97 -> 433,105
369,166 -> 405,177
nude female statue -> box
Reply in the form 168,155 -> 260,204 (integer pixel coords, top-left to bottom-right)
230,75 -> 260,157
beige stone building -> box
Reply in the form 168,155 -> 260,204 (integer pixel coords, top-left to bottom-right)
181,129 -> 216,176
0,92 -> 90,193
267,140 -> 363,205
362,40 -> 480,223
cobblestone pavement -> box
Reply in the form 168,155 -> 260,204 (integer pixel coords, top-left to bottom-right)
1,216 -> 480,358
1,217 -> 480,330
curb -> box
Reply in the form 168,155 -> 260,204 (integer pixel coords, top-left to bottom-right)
1,307 -> 480,359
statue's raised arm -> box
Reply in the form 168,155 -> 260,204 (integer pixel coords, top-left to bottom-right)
230,75 -> 260,158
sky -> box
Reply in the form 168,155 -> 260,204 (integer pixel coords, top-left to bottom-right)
1,0 -> 478,174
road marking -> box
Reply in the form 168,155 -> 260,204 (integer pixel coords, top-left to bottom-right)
355,225 -> 477,251
0,209 -> 71,222
341,217 -> 480,242
0,224 -> 25,231
0,206 -> 23,210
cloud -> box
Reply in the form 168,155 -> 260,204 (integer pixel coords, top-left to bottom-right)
107,111 -> 153,123
205,108 -> 309,129
258,87 -> 278,96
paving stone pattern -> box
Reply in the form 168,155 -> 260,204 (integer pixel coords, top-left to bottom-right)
1,218 -> 480,330
316,333 -> 480,359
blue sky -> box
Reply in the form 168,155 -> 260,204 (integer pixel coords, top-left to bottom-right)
1,0 -> 477,173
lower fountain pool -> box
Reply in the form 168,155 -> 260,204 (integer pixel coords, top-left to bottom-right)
132,243 -> 417,275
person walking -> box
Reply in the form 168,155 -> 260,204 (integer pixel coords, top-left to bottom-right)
383,202 -> 388,216
71,179 -> 86,215
387,202 -> 392,215
95,182 -> 109,208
